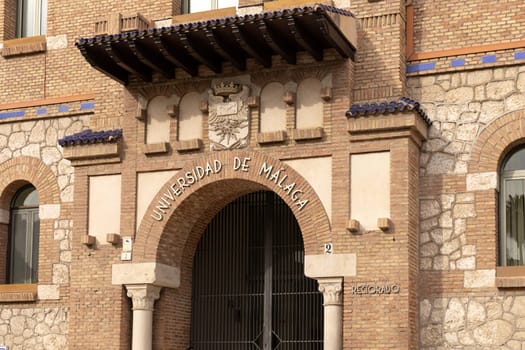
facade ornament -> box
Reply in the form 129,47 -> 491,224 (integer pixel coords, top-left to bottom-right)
208,81 -> 250,151
318,278 -> 343,306
126,284 -> 161,311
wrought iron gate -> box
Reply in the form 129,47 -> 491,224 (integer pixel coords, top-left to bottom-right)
190,191 -> 323,349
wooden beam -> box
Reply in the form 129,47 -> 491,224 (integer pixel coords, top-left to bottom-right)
104,42 -> 152,82
176,30 -> 222,73
79,45 -> 129,85
132,39 -> 175,79
257,18 -> 296,64
289,16 -> 323,61
204,28 -> 246,71
231,23 -> 272,68
155,35 -> 199,76
316,16 -> 354,59
406,4 -> 414,59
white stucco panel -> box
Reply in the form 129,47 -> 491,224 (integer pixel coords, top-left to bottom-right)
136,170 -> 178,231
284,157 -> 331,221
351,152 -> 390,231
89,174 -> 122,244
39,204 -> 61,219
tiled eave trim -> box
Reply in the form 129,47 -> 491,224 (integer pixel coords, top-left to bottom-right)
0,94 -> 95,123
346,97 -> 432,126
58,128 -> 122,147
406,46 -> 525,75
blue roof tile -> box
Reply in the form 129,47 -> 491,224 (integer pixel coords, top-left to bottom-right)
346,97 -> 432,125
58,129 -> 123,147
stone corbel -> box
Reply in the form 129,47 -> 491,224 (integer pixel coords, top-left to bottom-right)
283,91 -> 295,105
199,101 -> 209,113
247,95 -> 259,108
136,106 -> 147,121
166,104 -> 178,118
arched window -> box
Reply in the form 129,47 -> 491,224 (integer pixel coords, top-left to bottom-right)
9,185 -> 39,284
500,146 -> 525,266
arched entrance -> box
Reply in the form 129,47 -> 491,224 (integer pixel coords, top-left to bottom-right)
190,190 -> 323,349
115,152 -> 353,350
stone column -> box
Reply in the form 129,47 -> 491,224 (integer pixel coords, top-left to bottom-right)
318,277 -> 343,350
126,284 -> 162,350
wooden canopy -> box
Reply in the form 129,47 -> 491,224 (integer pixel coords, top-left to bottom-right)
76,4 -> 357,85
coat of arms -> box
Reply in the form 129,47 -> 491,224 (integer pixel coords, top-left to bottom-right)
208,81 -> 250,150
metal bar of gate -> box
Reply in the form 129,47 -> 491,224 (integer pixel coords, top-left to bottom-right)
263,192 -> 273,350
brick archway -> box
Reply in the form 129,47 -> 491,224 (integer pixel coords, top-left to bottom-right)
0,156 -> 60,209
469,109 -> 525,173
134,150 -> 331,267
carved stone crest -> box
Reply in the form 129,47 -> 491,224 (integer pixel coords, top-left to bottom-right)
208,81 -> 250,150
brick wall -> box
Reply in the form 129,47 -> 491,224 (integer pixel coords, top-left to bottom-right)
0,0 -> 523,349
412,0 -> 525,53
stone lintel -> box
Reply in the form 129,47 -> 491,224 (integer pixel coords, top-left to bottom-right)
112,262 -> 180,288
39,204 -> 61,219
37,284 -> 60,300
348,111 -> 429,146
304,254 -> 356,278
464,269 -> 495,288
466,171 -> 498,191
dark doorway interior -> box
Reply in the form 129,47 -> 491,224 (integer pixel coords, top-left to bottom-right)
190,191 -> 323,349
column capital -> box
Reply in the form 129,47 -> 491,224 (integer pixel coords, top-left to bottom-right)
125,284 -> 161,311
318,277 -> 343,306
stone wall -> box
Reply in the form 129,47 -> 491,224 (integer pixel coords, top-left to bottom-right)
420,296 -> 525,348
0,307 -> 67,350
409,66 -> 525,271
0,116 -> 88,203
0,114 -> 88,349
410,66 -> 525,347
411,66 -> 525,177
